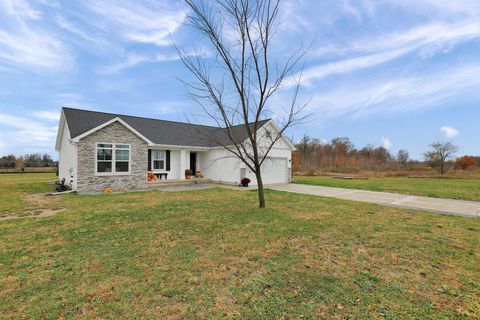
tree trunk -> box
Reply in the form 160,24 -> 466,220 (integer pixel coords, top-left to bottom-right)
255,169 -> 266,208
441,161 -> 444,175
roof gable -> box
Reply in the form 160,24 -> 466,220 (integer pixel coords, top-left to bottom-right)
70,117 -> 153,144
261,120 -> 296,150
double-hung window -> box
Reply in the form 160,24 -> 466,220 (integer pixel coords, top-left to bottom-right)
97,144 -> 113,173
152,150 -> 166,171
115,144 -> 130,173
96,143 -> 130,174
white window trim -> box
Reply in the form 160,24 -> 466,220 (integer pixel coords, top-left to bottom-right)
95,142 -> 131,176
151,149 -> 167,173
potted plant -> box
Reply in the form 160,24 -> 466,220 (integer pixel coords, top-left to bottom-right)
241,177 -> 251,187
185,169 -> 193,179
147,172 -> 157,181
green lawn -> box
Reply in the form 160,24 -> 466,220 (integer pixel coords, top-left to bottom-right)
0,174 -> 479,319
294,175 -> 480,202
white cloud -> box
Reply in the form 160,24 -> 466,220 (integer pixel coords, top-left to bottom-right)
32,110 -> 60,121
54,93 -> 92,109
278,0 -> 314,35
381,137 -> 392,149
0,0 -> 42,21
99,53 -> 182,74
0,1 -> 73,72
0,113 -> 58,154
100,50 -> 208,74
299,20 -> 480,85
0,113 -> 50,132
54,15 -> 107,46
100,53 -> 152,74
441,126 -> 460,138
0,28 -> 72,72
298,46 -> 414,86
304,63 -> 480,119
360,21 -> 480,56
83,0 -> 186,46
341,0 -> 363,22
382,0 -> 480,17
0,0 -> 189,74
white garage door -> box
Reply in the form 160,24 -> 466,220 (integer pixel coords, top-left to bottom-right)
260,158 -> 288,184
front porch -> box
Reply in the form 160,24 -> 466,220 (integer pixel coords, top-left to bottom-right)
146,148 -> 207,182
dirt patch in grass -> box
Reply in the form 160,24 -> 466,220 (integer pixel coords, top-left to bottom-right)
0,193 -> 65,221
0,208 -> 66,221
24,193 -> 53,205
0,173 -> 57,217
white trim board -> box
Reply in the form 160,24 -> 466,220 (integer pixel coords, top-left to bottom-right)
55,109 -> 67,151
71,117 -> 153,145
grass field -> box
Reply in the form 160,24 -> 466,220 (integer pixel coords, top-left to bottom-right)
1,174 -> 479,319
294,175 -> 480,202
0,173 -> 59,217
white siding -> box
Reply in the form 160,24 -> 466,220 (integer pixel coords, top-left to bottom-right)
199,148 -> 242,184
244,122 -> 292,185
244,149 -> 292,185
200,122 -> 293,186
259,158 -> 288,184
150,149 -> 183,180
58,124 -> 77,189
169,150 -> 182,180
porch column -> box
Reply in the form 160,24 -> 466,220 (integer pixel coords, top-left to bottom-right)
180,150 -> 186,180
196,153 -> 200,172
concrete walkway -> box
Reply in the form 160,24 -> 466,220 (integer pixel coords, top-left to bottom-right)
269,184 -> 480,218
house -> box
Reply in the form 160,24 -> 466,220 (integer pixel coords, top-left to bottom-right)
55,107 -> 295,193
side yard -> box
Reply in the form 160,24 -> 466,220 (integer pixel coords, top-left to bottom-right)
0,174 -> 479,319
0,173 -> 62,218
294,175 -> 480,202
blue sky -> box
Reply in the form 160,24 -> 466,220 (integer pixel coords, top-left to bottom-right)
0,0 -> 479,160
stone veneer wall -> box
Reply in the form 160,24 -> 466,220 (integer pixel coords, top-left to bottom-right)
76,122 -> 148,193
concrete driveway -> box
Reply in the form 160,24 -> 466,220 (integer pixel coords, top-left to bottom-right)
269,184 -> 480,218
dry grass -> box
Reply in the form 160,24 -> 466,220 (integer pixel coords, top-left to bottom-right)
296,169 -> 480,179
294,175 -> 480,201
0,174 -> 479,319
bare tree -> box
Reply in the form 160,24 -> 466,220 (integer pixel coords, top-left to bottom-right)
397,149 -> 409,167
177,0 -> 308,207
424,142 -> 459,175
297,134 -> 311,167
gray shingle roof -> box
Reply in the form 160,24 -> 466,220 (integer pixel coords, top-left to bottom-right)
63,107 -> 270,148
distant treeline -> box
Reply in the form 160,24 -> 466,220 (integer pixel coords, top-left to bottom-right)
294,135 -> 479,174
0,153 -> 57,170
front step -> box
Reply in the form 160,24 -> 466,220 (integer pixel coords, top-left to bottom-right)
147,178 -> 212,189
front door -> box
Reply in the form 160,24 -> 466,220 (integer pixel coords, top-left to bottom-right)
190,152 -> 197,174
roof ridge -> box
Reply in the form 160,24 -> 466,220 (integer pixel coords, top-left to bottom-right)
62,107 -> 220,129
62,106 -> 270,129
